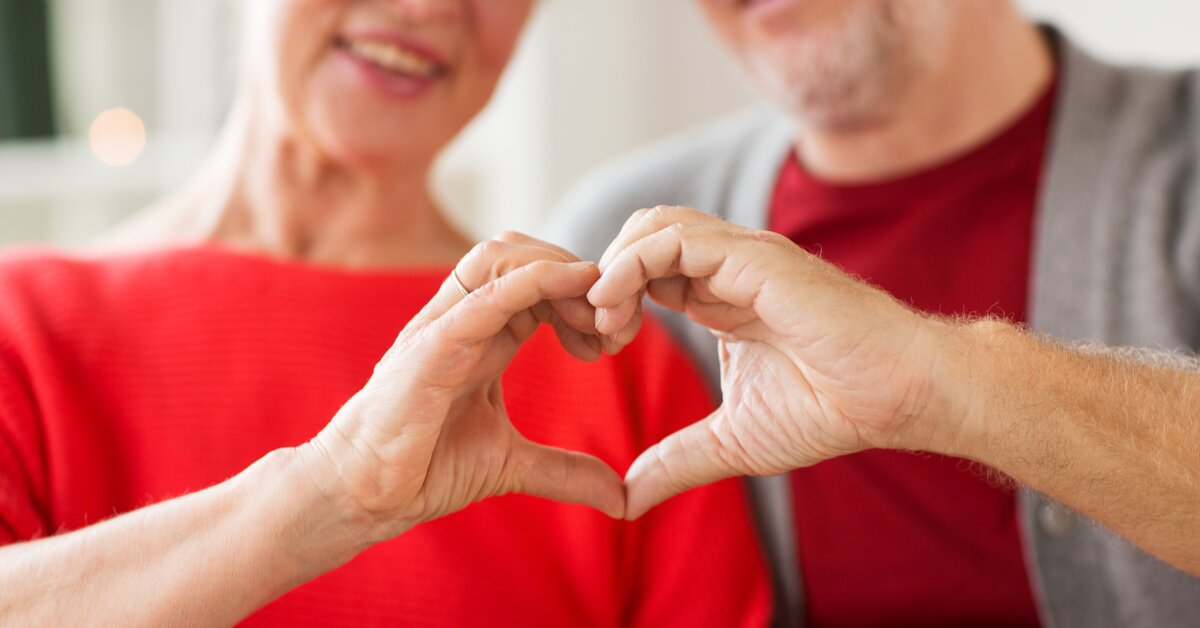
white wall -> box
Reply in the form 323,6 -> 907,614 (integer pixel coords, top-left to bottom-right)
0,0 -> 231,246
7,0 -> 1200,245
434,0 -> 754,238
1019,0 -> 1200,66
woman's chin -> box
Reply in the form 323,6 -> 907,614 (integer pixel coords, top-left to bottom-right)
304,86 -> 457,171
309,128 -> 442,172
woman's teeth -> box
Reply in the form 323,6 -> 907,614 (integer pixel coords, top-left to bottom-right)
342,39 -> 442,79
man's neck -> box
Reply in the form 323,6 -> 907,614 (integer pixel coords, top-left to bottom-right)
795,9 -> 1052,184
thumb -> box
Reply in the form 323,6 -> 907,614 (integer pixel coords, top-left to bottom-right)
508,439 -> 627,519
624,408 -> 739,520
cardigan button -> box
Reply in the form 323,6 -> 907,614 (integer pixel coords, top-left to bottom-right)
1038,501 -> 1076,538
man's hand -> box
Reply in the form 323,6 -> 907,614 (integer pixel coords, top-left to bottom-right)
303,232 -> 626,543
589,205 -> 1200,580
589,206 -> 955,519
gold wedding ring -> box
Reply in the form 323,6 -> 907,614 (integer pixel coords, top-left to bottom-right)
451,269 -> 472,298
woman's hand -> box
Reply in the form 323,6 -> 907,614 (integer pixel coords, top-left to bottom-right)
0,234 -> 626,627
589,207 -> 949,519
302,233 -> 626,544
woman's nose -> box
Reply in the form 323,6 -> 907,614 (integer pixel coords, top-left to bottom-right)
390,0 -> 464,21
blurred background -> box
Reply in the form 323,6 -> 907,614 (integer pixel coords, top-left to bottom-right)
2,0 -> 1200,247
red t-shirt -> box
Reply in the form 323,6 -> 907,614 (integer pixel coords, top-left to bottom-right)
0,246 -> 771,627
768,84 -> 1057,626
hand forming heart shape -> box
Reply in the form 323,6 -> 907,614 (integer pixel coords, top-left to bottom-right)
588,206 -> 948,520
299,206 -> 949,540
299,232 -> 627,545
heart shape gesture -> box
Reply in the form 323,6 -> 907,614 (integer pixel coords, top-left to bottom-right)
302,211 -> 947,536
301,233 -> 625,544
588,206 -> 950,520
294,210 -> 1200,586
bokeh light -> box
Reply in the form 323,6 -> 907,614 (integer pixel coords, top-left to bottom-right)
88,108 -> 146,167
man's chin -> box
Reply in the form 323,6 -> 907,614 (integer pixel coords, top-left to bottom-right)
743,52 -> 887,131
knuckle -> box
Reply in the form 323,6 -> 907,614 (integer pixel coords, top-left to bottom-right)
735,227 -> 786,252
644,205 -> 675,224
462,240 -> 503,273
495,230 -> 524,243
664,221 -> 690,236
752,229 -> 790,246
481,242 -> 522,280
524,259 -> 555,274
477,239 -> 507,258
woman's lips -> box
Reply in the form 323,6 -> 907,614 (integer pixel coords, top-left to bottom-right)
741,0 -> 797,20
334,33 -> 449,98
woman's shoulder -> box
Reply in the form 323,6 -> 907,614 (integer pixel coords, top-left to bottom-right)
0,245 -> 235,351
0,248 -> 115,377
0,244 -> 187,283
0,246 -> 106,316
0,245 -> 91,279
0,245 -> 172,316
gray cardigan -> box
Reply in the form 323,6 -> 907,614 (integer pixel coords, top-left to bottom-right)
548,34 -> 1200,627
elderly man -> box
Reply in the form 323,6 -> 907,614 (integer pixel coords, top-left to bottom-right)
552,0 -> 1200,626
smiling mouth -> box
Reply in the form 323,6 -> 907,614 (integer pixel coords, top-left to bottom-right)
740,0 -> 792,12
335,36 -> 447,80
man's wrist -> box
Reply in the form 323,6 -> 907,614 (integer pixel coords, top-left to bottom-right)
890,316 -> 1019,461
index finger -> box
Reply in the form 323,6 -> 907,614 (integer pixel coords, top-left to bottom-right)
597,206 -> 722,269
494,231 -> 582,263
589,223 -> 784,336
590,223 -> 732,309
411,239 -> 583,332
496,231 -> 598,335
436,260 -> 601,347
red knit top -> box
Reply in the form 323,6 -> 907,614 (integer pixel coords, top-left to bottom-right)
0,245 -> 770,627
768,79 -> 1056,626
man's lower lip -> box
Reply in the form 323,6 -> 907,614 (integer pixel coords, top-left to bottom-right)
338,48 -> 439,98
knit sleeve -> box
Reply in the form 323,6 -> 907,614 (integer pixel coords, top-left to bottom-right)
0,348 -> 49,544
0,255 -> 53,545
621,317 -> 772,627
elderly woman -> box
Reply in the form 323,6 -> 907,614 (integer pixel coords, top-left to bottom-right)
0,1 -> 769,625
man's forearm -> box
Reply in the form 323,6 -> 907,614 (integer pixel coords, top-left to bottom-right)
0,446 -> 369,626
929,319 -> 1200,575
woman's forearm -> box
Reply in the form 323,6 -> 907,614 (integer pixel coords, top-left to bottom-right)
0,244 -> 622,626
0,446 -> 369,626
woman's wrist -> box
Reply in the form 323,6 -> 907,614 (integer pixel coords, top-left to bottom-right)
228,445 -> 384,596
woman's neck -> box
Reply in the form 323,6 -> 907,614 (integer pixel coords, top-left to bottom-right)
96,96 -> 474,269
